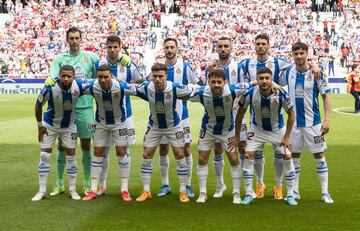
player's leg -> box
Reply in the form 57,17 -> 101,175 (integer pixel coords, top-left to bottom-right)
97,146 -> 110,196
277,145 -> 296,206
61,130 -> 81,200
213,142 -> 226,197
272,146 -> 283,199
290,127 -> 305,199
158,141 -> 171,196
196,150 -> 211,203
314,152 -> 333,203
182,121 -> 194,197
137,127 -> 160,202
254,148 -> 265,198
241,150 -> 255,205
32,128 -> 56,201
51,138 -> 66,196
76,108 -> 94,195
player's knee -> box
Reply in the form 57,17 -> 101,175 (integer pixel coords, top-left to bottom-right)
94,148 -> 104,157
314,152 -> 325,159
143,152 -> 153,159
238,143 -> 246,155
198,156 -> 208,165
159,144 -> 169,155
65,148 -> 75,156
41,148 -> 52,153
228,157 -> 239,166
214,143 -> 223,154
80,139 -> 91,150
244,152 -> 254,159
292,153 -> 301,158
282,154 -> 292,160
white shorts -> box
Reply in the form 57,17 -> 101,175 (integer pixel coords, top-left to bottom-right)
233,104 -> 247,141
245,126 -> 290,155
125,116 -> 136,145
290,124 -> 327,154
40,126 -> 77,149
93,122 -> 128,147
160,118 -> 192,144
198,129 -> 235,153
144,124 -> 185,148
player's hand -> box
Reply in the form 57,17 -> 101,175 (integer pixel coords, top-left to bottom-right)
228,136 -> 239,152
309,62 -> 321,80
271,83 -> 280,94
208,60 -> 219,70
118,54 -> 131,67
321,120 -> 330,135
280,137 -> 292,153
45,77 -> 56,87
38,127 -> 48,142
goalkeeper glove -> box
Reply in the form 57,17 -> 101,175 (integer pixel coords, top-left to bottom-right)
45,77 -> 57,87
118,54 -> 131,67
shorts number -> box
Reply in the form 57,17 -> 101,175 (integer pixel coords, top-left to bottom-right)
175,131 -> 184,139
127,129 -> 135,136
183,127 -> 190,135
71,133 -> 77,140
246,132 -> 254,141
313,135 -> 325,144
145,127 -> 150,135
119,128 -> 127,136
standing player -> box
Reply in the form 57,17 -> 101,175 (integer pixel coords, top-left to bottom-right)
205,36 -> 249,198
136,63 -> 192,203
32,65 -> 82,201
239,34 -> 294,200
190,68 -> 250,204
82,64 -> 137,201
281,42 -> 333,203
94,35 -> 145,196
47,27 -> 130,196
148,38 -> 202,198
234,67 -> 297,206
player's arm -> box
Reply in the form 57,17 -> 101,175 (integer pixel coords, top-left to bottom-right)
135,82 -> 149,101
120,81 -> 137,96
282,108 -> 295,151
232,103 -> 247,151
175,83 -> 193,100
35,89 -> 48,142
321,93 -> 331,135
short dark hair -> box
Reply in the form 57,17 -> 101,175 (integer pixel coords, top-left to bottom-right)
255,34 -> 269,44
208,68 -> 226,81
98,64 -> 112,73
106,35 -> 121,46
66,27 -> 82,39
218,36 -> 231,43
351,64 -> 358,71
151,63 -> 167,73
60,65 -> 75,74
257,67 -> 272,77
163,37 -> 178,47
292,42 -> 308,52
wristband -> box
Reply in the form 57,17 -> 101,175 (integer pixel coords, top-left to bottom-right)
37,121 -> 43,127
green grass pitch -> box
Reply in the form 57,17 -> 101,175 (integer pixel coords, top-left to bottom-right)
0,94 -> 359,231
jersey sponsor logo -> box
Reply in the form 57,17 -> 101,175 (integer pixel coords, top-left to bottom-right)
155,101 -> 165,113
295,84 -> 304,97
63,100 -> 72,111
71,133 -> 77,140
175,131 -> 184,139
261,107 -> 271,118
127,128 -> 135,136
314,135 -> 325,144
214,106 -> 225,116
183,127 -> 190,134
119,128 -> 127,136
103,100 -> 113,111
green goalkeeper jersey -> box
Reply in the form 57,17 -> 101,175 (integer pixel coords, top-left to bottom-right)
49,51 -> 99,109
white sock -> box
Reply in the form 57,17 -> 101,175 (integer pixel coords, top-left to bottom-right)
243,159 -> 254,196
284,159 -> 295,198
274,151 -> 284,187
185,154 -> 193,186
213,153 -> 225,187
118,154 -> 131,192
176,158 -> 187,192
90,156 -> 104,193
197,164 -> 208,194
38,152 -> 51,193
159,155 -> 169,186
66,155 -> 78,192
99,147 -> 110,188
316,157 -> 329,194
141,159 -> 152,192
292,157 -> 301,193
230,164 -> 241,194
254,150 -> 264,184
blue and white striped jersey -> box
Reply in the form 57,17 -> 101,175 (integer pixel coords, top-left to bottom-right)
136,81 -> 193,129
240,56 -> 291,84
83,79 -> 137,125
281,66 -> 330,128
94,58 -> 143,119
147,59 -> 200,120
205,60 -> 243,84
190,84 -> 249,135
239,86 -> 293,131
36,79 -> 83,129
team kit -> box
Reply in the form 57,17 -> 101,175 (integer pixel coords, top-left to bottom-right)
31,27 -> 333,206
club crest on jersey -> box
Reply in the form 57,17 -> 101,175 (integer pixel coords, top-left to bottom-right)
119,66 -> 125,73
306,73 -> 313,81
267,62 -> 273,69
114,92 -> 120,98
72,90 -> 79,97
231,69 -> 236,76
176,68 -> 181,74
225,96 -> 231,102
83,57 -> 89,62
166,93 -> 171,99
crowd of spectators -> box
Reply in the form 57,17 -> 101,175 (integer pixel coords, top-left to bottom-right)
0,0 -> 359,78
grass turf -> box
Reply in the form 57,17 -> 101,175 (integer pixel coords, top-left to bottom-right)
0,94 -> 359,231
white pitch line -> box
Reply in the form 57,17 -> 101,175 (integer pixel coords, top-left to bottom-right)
332,107 -> 360,117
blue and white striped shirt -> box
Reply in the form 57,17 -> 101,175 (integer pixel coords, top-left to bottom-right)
83,79 -> 137,125
190,84 -> 249,135
205,60 -> 243,84
94,58 -> 143,119
136,81 -> 193,129
281,66 -> 330,128
36,79 -> 83,130
240,86 -> 293,131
